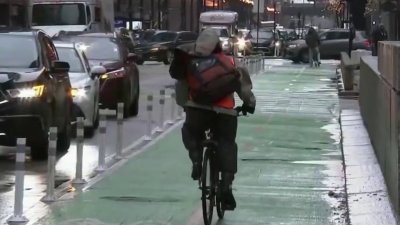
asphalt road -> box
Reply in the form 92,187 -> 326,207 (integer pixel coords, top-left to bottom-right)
0,62 -> 176,223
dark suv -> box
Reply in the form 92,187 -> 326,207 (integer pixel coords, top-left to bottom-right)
0,30 -> 73,160
134,31 -> 198,65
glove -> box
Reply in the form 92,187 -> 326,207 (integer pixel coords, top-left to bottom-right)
242,104 -> 255,114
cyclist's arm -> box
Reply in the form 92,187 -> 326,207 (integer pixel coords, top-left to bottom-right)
235,66 -> 256,113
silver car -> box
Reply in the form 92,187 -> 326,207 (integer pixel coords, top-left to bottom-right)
54,42 -> 106,136
285,29 -> 371,63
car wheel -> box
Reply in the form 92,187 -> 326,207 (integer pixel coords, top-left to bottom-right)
30,135 -> 49,160
163,51 -> 173,65
300,49 -> 309,63
85,106 -> 99,138
57,102 -> 72,152
129,85 -> 139,117
136,59 -> 144,65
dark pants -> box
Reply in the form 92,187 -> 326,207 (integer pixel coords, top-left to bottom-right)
181,107 -> 238,174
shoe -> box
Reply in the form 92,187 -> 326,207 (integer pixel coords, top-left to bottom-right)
221,172 -> 236,210
222,188 -> 236,210
191,163 -> 202,180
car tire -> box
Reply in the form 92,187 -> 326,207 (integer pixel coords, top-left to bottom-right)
130,85 -> 139,117
30,135 -> 49,160
57,102 -> 72,152
300,49 -> 309,63
85,107 -> 99,138
136,59 -> 144,65
163,51 -> 173,65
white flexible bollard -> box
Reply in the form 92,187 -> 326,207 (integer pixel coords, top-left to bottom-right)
114,103 -> 124,160
72,117 -> 86,185
42,127 -> 57,202
156,89 -> 165,133
7,138 -> 28,224
96,111 -> 107,173
167,92 -> 176,125
144,95 -> 153,141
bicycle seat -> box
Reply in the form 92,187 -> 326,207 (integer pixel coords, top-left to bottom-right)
202,139 -> 218,148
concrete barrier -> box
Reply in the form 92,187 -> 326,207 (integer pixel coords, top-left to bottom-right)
340,52 -> 358,90
359,54 -> 400,213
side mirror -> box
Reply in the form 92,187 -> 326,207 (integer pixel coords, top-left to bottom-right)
50,61 -> 70,73
90,65 -> 107,79
127,53 -> 138,62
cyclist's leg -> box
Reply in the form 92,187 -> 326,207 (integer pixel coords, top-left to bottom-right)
215,113 -> 238,210
316,46 -> 321,65
308,47 -> 313,67
182,107 -> 215,180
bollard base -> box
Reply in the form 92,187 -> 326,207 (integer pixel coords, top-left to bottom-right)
155,127 -> 164,133
166,120 -> 174,125
95,166 -> 106,173
72,178 -> 87,185
41,194 -> 57,203
144,135 -> 152,141
113,154 -> 124,160
7,215 -> 28,224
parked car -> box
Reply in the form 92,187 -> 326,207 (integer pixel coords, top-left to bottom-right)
134,30 -> 198,65
55,32 -> 140,117
0,30 -> 72,160
54,41 -> 105,136
286,29 -> 371,63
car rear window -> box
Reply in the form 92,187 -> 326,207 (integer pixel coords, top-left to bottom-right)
0,35 -> 39,68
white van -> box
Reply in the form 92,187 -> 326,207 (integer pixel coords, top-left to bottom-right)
28,0 -> 114,37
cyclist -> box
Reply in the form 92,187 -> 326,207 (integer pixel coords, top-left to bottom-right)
305,27 -> 320,67
169,29 -> 256,211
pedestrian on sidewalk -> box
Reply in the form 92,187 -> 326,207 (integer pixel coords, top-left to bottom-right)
169,28 -> 256,211
305,27 -> 321,67
371,24 -> 388,56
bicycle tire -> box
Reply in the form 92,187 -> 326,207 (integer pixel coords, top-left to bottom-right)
216,174 -> 225,219
201,149 -> 215,225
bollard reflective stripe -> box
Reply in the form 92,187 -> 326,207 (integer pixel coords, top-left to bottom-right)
115,103 -> 124,160
73,117 -> 86,184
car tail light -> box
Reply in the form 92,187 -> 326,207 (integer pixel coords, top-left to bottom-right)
363,40 -> 371,49
101,68 -> 125,80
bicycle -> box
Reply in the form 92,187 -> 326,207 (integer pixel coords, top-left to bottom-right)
309,47 -> 320,68
199,107 -> 247,225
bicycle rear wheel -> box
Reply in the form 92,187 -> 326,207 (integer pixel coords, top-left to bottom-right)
201,149 -> 215,225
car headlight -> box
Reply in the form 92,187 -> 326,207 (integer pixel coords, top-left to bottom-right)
71,86 -> 90,97
150,47 -> 159,52
7,85 -> 44,98
288,44 -> 298,48
237,39 -> 246,48
275,42 -> 280,47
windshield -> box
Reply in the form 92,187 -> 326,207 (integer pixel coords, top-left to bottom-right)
202,28 -> 229,38
70,37 -> 121,61
0,35 -> 39,68
248,30 -> 273,39
56,47 -> 85,74
150,32 -> 177,42
32,3 -> 86,26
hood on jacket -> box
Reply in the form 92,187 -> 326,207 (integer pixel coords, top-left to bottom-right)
194,29 -> 220,56
175,29 -> 220,57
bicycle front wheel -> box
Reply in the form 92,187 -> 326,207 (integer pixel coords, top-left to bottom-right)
201,149 -> 215,225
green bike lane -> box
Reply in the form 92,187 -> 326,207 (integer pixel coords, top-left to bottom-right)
33,60 -> 347,225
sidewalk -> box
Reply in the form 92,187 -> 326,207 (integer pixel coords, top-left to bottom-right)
31,61 -> 348,225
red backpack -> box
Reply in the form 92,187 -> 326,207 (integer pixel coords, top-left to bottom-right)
187,54 -> 240,105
